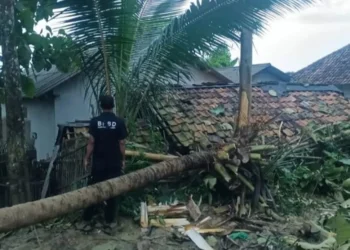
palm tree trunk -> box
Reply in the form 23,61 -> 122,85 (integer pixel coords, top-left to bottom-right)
237,29 -> 253,129
0,152 -> 214,232
0,0 -> 27,205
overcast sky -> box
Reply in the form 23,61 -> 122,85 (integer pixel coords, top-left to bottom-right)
241,0 -> 350,72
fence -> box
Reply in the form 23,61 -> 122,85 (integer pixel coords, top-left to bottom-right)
0,135 -> 89,208
0,159 -> 49,208
54,136 -> 89,194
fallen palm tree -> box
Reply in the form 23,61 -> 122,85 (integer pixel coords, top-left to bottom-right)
0,152 -> 214,232
3,122 -> 350,233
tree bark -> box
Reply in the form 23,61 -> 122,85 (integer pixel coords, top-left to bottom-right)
237,29 -> 253,128
0,152 -> 214,232
0,0 -> 27,204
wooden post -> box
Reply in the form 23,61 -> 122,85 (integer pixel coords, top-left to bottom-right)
237,29 -> 253,129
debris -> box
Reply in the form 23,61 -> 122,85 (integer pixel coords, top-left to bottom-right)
228,232 -> 249,241
214,163 -> 231,183
147,204 -> 188,216
197,228 -> 226,234
283,235 -> 337,249
343,179 -> 350,189
206,236 -> 218,248
303,221 -> 336,239
210,105 -> 225,116
196,216 -> 212,227
149,218 -> 190,228
217,222 -> 238,236
268,89 -> 277,97
187,196 -> 201,222
340,199 -> 350,209
186,228 -> 214,250
137,240 -> 151,250
213,206 -> 230,214
140,202 -> 148,228
339,243 -> 350,250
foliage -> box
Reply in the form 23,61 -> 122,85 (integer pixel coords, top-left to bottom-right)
206,45 -> 238,68
0,0 -> 78,99
54,0 -> 314,127
269,122 -> 350,214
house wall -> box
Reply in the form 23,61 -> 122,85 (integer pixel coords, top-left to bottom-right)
189,68 -> 221,84
173,67 -> 221,86
253,70 -> 284,83
53,75 -> 97,129
24,98 -> 56,160
337,84 -> 350,98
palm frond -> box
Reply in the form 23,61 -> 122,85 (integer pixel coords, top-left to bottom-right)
132,0 -> 315,87
53,0 -> 314,127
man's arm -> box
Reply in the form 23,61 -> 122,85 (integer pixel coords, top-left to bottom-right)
118,119 -> 128,170
85,136 -> 95,160
85,119 -> 96,170
120,139 -> 126,168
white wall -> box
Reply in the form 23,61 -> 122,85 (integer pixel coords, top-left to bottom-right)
53,75 -> 97,129
253,70 -> 284,83
24,98 -> 56,160
190,68 -> 221,84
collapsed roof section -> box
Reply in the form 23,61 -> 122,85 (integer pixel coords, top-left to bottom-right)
153,82 -> 349,150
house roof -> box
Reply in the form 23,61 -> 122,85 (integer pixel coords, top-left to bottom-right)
154,82 -> 350,149
215,63 -> 291,83
293,44 -> 350,85
31,66 -> 80,97
31,62 -> 288,97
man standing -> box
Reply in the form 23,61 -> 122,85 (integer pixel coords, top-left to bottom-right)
83,95 -> 128,231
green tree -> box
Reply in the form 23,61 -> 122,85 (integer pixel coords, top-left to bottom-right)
206,45 -> 238,68
55,0 -> 314,128
0,0 -> 76,204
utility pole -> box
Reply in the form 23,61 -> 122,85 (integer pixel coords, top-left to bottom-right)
237,29 -> 253,129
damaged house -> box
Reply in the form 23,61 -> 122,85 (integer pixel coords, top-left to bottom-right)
3,60 -> 350,160
1,63 -> 289,160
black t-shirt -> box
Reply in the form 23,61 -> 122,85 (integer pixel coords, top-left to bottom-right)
89,112 -> 128,165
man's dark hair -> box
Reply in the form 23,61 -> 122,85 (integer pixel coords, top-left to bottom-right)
99,95 -> 115,110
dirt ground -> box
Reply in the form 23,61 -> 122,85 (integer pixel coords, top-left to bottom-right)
0,198 -> 338,250
0,216 -> 199,250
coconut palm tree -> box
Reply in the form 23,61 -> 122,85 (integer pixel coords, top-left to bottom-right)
55,0 -> 313,127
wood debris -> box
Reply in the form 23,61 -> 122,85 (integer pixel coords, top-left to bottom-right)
140,202 -> 148,228
187,196 -> 201,222
149,218 -> 191,228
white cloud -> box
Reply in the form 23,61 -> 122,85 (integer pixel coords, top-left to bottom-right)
248,0 -> 350,72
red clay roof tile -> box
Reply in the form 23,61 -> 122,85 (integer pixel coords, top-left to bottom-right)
156,86 -> 350,148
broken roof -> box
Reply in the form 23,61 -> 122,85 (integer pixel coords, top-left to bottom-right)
216,63 -> 291,83
293,44 -> 350,85
154,82 -> 350,149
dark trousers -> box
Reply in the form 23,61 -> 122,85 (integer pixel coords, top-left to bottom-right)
83,162 -> 121,223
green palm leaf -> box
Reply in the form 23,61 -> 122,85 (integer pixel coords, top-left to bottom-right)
133,0 -> 314,88
53,0 -> 314,126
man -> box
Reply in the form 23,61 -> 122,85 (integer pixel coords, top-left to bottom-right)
82,95 -> 127,232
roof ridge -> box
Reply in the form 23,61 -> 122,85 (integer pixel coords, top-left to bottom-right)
215,63 -> 271,70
